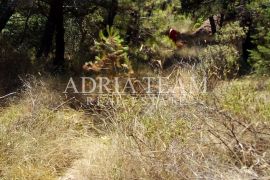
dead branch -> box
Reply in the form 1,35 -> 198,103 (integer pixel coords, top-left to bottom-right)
0,92 -> 17,100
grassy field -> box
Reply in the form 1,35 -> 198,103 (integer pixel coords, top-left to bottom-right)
0,73 -> 269,179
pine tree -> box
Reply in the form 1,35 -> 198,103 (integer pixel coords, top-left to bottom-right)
249,0 -> 270,74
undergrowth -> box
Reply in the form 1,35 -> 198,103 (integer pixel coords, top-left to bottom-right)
0,73 -> 270,179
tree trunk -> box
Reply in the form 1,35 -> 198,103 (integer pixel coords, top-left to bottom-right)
0,0 -> 18,32
54,0 -> 65,67
220,13 -> 224,27
239,1 -> 252,74
105,0 -> 118,27
37,0 -> 65,68
37,0 -> 56,58
125,11 -> 140,44
209,16 -> 216,34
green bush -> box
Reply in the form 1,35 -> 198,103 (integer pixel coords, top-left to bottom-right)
83,26 -> 133,74
249,0 -> 270,75
198,22 -> 246,87
215,21 -> 246,44
199,45 -> 240,80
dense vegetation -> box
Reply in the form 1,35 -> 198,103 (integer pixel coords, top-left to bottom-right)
0,0 -> 270,179
0,0 -> 268,76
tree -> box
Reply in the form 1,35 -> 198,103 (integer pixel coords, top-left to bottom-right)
36,0 -> 119,69
104,0 -> 118,27
0,0 -> 19,32
180,0 -> 237,34
37,0 -> 65,68
249,0 -> 270,74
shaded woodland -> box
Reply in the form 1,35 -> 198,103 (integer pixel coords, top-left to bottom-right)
0,1 -> 270,179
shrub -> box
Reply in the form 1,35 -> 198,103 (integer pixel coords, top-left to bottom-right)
215,21 -> 247,44
248,0 -> 270,75
83,26 -> 133,74
199,45 -> 240,80
198,22 -> 246,87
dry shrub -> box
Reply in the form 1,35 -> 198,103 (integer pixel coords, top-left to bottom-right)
214,77 -> 270,122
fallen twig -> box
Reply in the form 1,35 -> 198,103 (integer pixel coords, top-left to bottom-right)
52,97 -> 75,112
0,92 -> 17,100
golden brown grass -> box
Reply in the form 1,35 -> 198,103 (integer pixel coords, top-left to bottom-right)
0,73 -> 270,179
0,77 -> 92,179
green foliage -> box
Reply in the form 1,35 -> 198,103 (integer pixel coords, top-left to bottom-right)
84,26 -> 132,74
2,12 -> 46,50
115,0 -> 196,64
193,16 -> 205,29
249,0 -> 270,75
215,21 -> 247,43
96,26 -> 129,66
180,0 -> 236,18
199,22 -> 246,83
65,9 -> 106,72
216,77 -> 270,121
199,45 -> 240,80
65,9 -> 105,55
135,1 -> 195,63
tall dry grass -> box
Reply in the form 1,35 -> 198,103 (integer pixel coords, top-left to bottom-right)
0,71 -> 269,179
61,70 -> 270,179
0,76 -> 94,179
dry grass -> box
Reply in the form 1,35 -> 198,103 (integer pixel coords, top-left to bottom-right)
0,76 -> 93,179
0,72 -> 270,179
61,70 -> 269,179
214,76 -> 270,122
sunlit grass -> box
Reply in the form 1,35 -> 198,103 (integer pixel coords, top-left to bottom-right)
0,78 -> 90,179
1,74 -> 270,179
215,76 -> 270,122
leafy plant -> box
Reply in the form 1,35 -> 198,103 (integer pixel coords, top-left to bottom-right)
215,21 -> 247,44
83,26 -> 133,74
